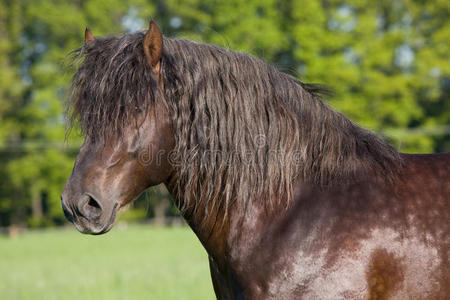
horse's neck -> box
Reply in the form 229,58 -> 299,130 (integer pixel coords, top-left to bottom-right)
166,178 -> 306,271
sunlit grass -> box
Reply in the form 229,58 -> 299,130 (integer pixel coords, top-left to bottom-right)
0,224 -> 215,300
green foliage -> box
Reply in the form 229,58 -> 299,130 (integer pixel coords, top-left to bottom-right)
0,0 -> 448,227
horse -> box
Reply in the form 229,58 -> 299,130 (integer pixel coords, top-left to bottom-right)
61,21 -> 450,299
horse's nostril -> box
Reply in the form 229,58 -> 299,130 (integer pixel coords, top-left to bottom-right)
88,196 -> 101,210
82,195 -> 103,219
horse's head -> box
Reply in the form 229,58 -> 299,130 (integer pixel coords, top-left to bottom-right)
61,22 -> 174,234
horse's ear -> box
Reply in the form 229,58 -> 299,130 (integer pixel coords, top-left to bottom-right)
85,27 -> 95,44
143,20 -> 163,73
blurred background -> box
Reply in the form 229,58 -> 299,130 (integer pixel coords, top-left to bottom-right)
0,0 -> 448,299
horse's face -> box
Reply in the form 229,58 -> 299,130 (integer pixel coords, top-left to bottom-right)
61,102 -> 174,234
61,22 -> 171,234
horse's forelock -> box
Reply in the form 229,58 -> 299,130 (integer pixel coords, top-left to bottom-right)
67,32 -> 159,142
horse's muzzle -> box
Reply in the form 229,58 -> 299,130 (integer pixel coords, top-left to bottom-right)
60,193 -> 118,235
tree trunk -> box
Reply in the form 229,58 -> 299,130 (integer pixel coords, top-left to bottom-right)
30,185 -> 43,219
153,184 -> 169,225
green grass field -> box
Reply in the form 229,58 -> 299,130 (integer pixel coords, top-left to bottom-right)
0,224 -> 215,300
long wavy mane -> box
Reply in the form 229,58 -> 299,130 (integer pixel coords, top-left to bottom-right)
67,31 -> 400,217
